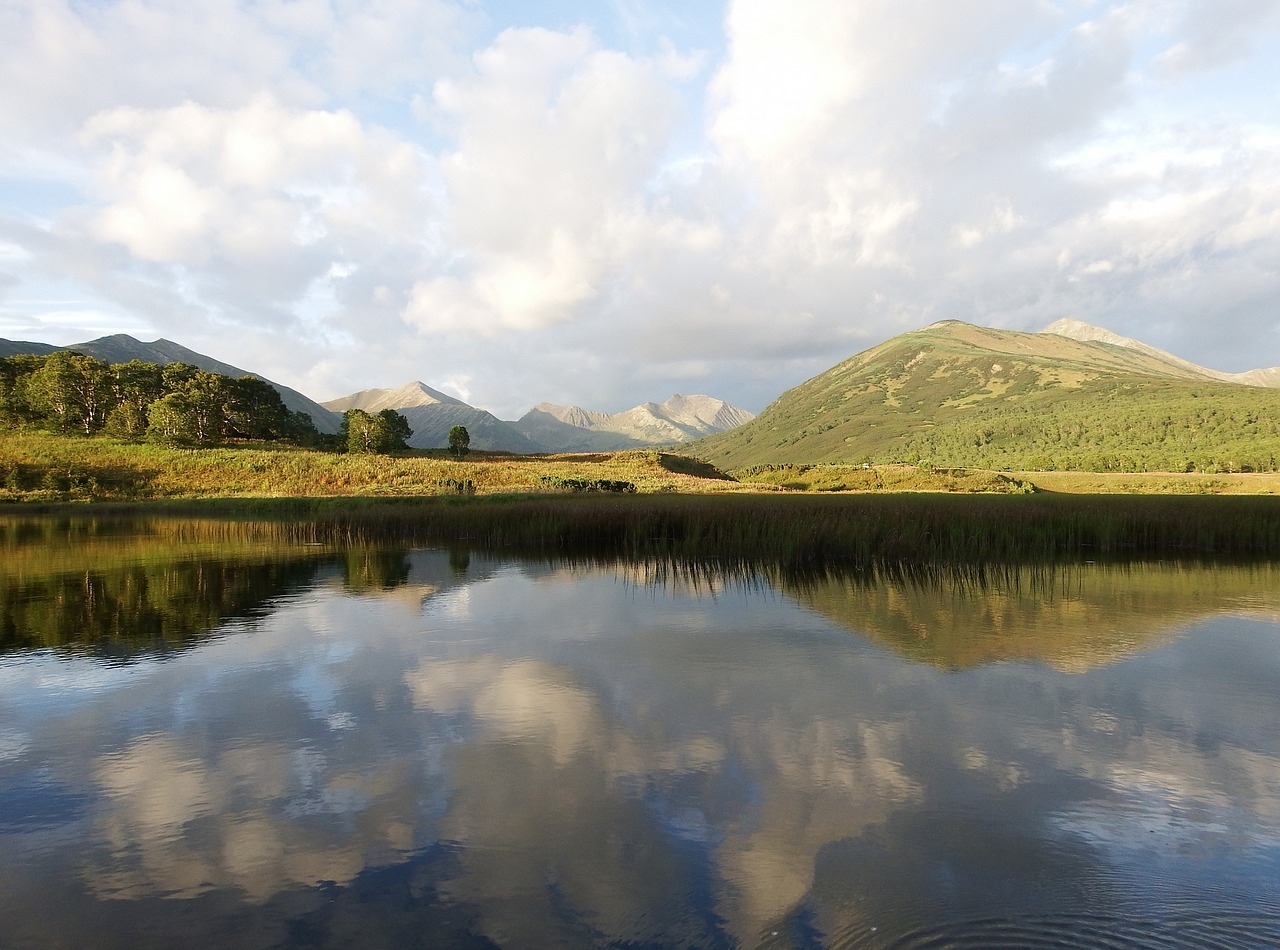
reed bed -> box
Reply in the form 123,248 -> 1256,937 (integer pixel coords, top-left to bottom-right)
48,492 -> 1280,569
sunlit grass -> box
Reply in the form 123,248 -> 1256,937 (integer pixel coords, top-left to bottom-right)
0,432 -> 749,500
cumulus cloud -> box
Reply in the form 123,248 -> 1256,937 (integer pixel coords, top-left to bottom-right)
1,0 -> 1279,412
403,26 -> 685,334
81,97 -> 426,264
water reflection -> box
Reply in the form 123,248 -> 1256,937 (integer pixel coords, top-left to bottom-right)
1,521 -> 1278,948
776,560 -> 1280,670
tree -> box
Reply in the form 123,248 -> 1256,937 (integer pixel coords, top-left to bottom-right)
113,360 -> 165,415
108,360 -> 165,440
223,376 -> 291,441
378,408 -> 413,450
343,408 -> 412,454
26,351 -> 114,434
448,424 -> 470,457
147,391 -> 200,445
0,354 -> 47,427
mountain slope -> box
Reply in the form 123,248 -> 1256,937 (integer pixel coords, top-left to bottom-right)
322,383 -> 541,452
2,333 -> 342,433
1043,318 -> 1280,388
695,320 -> 1280,473
511,394 -> 755,452
0,340 -> 58,358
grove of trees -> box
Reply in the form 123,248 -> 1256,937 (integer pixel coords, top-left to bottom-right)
1,351 -> 319,447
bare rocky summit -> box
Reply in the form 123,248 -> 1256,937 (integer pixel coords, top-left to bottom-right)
512,394 -> 756,452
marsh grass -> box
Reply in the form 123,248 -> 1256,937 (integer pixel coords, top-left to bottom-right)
8,432 -> 1280,570
46,491 -> 1280,569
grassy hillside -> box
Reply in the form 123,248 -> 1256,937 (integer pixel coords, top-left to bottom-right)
696,321 -> 1280,472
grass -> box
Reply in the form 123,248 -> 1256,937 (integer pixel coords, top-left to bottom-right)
7,431 -> 1280,572
735,462 -> 1037,493
0,431 -> 751,501
8,431 -> 1280,502
20,491 -> 1276,570
1009,469 -> 1280,495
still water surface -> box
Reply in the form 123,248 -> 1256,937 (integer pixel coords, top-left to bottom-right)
1,518 -> 1279,948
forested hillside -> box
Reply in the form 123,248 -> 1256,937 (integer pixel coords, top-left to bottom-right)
697,321 -> 1280,473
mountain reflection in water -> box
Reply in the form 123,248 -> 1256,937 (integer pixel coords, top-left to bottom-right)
1,518 -> 1278,949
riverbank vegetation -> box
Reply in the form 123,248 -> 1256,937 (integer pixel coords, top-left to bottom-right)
11,491 -> 1280,568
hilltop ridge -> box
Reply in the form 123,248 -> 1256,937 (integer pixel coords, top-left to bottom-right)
1042,318 -> 1280,387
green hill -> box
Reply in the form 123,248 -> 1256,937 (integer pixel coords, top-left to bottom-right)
696,321 -> 1280,473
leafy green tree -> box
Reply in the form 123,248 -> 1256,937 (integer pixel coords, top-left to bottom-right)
342,408 -> 411,454
449,424 -> 470,457
104,402 -> 150,440
106,360 -> 165,439
26,351 -> 114,433
179,370 -> 230,443
379,408 -> 413,450
147,391 -> 200,445
113,360 -> 165,414
223,376 -> 291,441
0,354 -> 47,427
281,409 -> 322,446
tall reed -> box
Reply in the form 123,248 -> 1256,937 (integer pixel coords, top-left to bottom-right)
54,492 -> 1280,569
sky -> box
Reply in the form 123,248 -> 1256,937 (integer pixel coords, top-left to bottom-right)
2,0 -> 1279,419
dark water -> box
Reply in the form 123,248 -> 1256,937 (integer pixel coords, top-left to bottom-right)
1,519 -> 1279,948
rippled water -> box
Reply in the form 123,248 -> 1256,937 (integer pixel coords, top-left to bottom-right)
1,519 -> 1279,948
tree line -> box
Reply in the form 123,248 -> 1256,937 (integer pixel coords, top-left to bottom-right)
896,381 -> 1280,474
0,350 -> 417,455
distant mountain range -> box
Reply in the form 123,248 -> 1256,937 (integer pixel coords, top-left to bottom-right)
0,334 -> 753,452
322,382 -> 545,452
511,394 -> 754,452
322,383 -> 753,452
693,319 -> 1280,472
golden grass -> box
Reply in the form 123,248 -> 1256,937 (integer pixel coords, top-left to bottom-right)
1014,470 -> 1280,495
6,431 -> 1280,503
0,432 -> 753,500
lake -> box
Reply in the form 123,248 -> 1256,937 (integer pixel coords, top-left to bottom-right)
2,516 -> 1279,948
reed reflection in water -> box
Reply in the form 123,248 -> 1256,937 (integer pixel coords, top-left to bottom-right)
0,520 -> 1278,948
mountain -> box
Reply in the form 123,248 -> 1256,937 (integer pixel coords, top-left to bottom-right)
4,332 -> 754,454
0,333 -> 342,433
322,383 -> 542,452
1042,318 -> 1280,388
694,319 -> 1280,473
511,394 -> 755,452
0,339 -> 58,358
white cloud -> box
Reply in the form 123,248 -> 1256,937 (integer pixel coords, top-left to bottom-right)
65,94 -> 435,331
1155,0 -> 1280,77
403,26 -> 684,335
1,0 -> 1279,413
